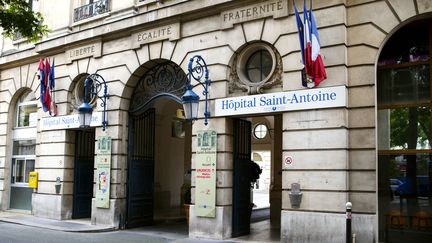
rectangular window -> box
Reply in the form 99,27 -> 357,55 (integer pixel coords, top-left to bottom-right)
13,140 -> 36,156
11,159 -> 35,184
378,65 -> 430,107
11,140 -> 36,185
378,107 -> 431,150
378,153 -> 432,241
16,104 -> 37,127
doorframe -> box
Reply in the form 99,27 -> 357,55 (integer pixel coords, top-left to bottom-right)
72,129 -> 95,219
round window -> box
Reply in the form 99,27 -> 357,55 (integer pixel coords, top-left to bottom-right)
246,50 -> 273,83
235,43 -> 277,88
253,124 -> 268,139
73,74 -> 96,107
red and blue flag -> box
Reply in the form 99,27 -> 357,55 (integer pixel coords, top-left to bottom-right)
37,58 -> 48,112
49,59 -> 57,116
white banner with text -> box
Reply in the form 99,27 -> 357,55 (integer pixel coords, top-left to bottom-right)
215,86 -> 346,116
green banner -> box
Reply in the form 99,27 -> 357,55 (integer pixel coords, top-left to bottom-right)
95,136 -> 112,208
195,130 -> 217,217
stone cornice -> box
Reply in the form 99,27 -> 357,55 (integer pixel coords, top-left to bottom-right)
0,0 -> 268,69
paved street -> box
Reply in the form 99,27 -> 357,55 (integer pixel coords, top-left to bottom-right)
0,221 -> 236,243
0,222 -> 172,243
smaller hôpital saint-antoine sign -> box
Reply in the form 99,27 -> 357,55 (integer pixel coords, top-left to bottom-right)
66,42 -> 102,63
195,130 -> 217,218
221,0 -> 288,29
96,136 -> 112,208
215,86 -> 346,117
41,112 -> 103,131
131,23 -> 180,48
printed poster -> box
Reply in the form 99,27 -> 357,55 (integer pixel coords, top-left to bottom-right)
96,136 -> 111,208
195,130 -> 217,217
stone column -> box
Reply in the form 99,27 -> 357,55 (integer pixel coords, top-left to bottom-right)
33,129 -> 75,220
91,110 -> 127,228
189,117 -> 233,240
281,108 -> 349,243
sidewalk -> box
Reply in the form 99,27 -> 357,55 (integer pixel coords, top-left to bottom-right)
0,210 -> 115,233
0,210 -> 236,242
0,208 -> 277,242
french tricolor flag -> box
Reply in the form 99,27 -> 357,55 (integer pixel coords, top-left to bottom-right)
294,0 -> 326,88
308,3 -> 326,87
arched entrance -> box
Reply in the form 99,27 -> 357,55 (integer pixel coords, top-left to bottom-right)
377,19 -> 432,242
9,90 -> 37,211
126,60 -> 191,228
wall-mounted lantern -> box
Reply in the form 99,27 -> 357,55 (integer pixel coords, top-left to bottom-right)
181,55 -> 211,126
78,73 -> 108,131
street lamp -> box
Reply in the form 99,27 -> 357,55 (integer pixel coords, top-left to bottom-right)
78,73 -> 108,131
181,55 -> 211,125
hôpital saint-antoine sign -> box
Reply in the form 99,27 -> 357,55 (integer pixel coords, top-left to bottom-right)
215,86 -> 346,117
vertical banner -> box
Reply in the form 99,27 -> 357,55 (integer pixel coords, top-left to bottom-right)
95,136 -> 112,208
195,130 -> 217,217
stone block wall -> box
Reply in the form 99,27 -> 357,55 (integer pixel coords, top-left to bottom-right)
0,0 -> 431,241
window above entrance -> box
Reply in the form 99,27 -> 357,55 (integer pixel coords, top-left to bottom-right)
71,74 -> 97,111
229,42 -> 282,95
253,123 -> 268,139
16,91 -> 37,128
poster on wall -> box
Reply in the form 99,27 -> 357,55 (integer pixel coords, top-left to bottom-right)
95,136 -> 112,208
195,130 -> 217,218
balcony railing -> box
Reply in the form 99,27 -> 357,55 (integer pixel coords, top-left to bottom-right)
74,0 -> 110,22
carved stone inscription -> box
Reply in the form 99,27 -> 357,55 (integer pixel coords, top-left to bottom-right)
221,0 -> 288,28
131,23 -> 180,48
66,42 -> 102,63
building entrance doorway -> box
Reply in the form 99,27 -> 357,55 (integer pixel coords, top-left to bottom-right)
232,115 -> 282,242
72,130 -> 95,219
126,59 -> 191,228
126,100 -> 191,228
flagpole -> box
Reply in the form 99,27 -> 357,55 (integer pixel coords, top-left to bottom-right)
303,0 -> 309,71
309,0 -> 313,47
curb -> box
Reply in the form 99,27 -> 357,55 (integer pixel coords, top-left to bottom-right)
0,217 -> 116,233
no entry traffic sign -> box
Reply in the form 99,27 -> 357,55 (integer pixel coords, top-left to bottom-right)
284,156 -> 293,166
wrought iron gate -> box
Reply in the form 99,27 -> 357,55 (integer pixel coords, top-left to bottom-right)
127,108 -> 156,228
73,130 -> 95,219
232,118 -> 252,237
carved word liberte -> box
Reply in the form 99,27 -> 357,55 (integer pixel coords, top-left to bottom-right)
69,45 -> 95,59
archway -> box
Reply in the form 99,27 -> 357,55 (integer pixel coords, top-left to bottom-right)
377,19 -> 432,242
8,89 -> 37,211
126,60 -> 191,228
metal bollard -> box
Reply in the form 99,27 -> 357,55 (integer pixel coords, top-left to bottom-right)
346,202 -> 352,243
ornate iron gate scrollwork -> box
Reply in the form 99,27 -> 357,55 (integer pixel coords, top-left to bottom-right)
130,61 -> 188,113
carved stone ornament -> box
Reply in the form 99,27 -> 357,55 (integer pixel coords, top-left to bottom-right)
229,43 -> 282,95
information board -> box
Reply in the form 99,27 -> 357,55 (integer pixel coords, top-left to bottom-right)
95,136 -> 112,208
195,130 -> 217,217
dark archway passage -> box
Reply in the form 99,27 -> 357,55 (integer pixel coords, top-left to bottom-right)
73,130 -> 95,219
126,60 -> 190,228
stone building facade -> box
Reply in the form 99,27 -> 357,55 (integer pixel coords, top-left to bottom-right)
0,0 -> 431,242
